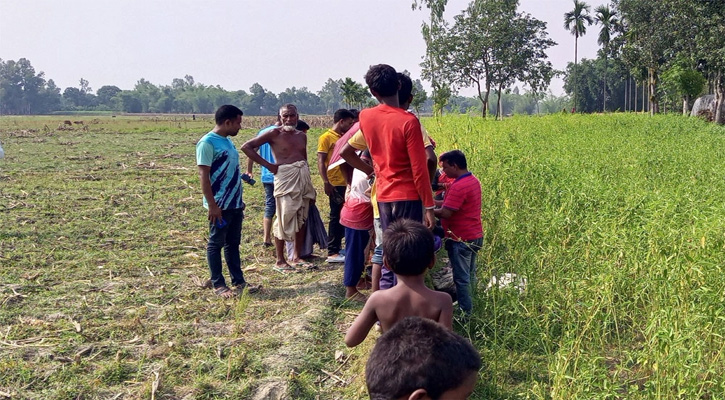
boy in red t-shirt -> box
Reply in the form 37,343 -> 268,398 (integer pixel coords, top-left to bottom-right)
434,150 -> 483,315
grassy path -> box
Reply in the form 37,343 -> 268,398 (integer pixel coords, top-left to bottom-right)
0,116 -> 371,399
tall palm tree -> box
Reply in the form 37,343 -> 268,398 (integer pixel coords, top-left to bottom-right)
564,0 -> 593,112
340,78 -> 359,109
595,5 -> 618,112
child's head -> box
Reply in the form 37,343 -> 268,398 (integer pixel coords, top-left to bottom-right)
366,316 -> 481,400
383,219 -> 435,276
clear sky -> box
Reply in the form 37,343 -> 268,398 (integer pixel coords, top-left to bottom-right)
0,0 -> 606,97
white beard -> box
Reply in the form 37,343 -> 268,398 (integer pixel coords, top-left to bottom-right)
281,125 -> 296,132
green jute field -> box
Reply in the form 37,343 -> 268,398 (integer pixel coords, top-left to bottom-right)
1,113 -> 724,399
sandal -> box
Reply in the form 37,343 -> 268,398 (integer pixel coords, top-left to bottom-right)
292,261 -> 318,271
234,283 -> 261,295
214,286 -> 235,298
273,264 -> 297,274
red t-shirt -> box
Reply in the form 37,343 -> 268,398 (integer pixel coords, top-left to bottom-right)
441,173 -> 483,241
358,104 -> 434,208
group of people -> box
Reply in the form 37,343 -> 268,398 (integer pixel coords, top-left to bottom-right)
196,64 -> 485,397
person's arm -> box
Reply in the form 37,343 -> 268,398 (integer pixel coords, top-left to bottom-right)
241,131 -> 278,174
340,142 -> 374,177
344,297 -> 379,347
434,207 -> 454,219
426,146 -> 437,183
438,293 -> 454,330
317,152 -> 333,196
198,165 -> 222,225
245,157 -> 254,176
405,120 -> 435,227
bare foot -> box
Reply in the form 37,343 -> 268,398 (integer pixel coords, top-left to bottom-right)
346,291 -> 367,303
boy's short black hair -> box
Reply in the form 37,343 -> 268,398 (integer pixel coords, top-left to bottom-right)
333,108 -> 355,123
397,72 -> 413,105
348,108 -> 360,119
214,105 -> 243,125
383,219 -> 434,276
439,150 -> 468,170
364,64 -> 399,98
366,316 -> 481,400
296,120 -> 310,131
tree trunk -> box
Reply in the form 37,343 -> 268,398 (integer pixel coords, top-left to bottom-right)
476,79 -> 489,118
715,71 -> 724,125
633,79 -> 637,112
602,56 -> 607,112
682,96 -> 689,116
624,74 -> 628,111
573,35 -> 578,112
496,83 -> 504,120
648,68 -> 658,115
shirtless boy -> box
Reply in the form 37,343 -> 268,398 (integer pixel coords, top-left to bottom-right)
241,104 -> 316,272
344,219 -> 453,347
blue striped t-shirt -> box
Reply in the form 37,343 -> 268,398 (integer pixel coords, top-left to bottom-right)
196,132 -> 244,210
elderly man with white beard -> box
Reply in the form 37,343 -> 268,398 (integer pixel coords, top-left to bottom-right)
241,104 -> 316,273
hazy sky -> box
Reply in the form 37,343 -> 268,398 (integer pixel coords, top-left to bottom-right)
0,0 -> 606,97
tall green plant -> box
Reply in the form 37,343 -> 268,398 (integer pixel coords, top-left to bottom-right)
564,0 -> 593,112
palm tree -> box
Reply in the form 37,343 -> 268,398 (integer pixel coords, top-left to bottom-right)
340,78 -> 359,109
564,0 -> 593,112
595,5 -> 618,112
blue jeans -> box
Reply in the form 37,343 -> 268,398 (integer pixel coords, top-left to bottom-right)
445,238 -> 483,314
343,227 -> 370,287
263,183 -> 276,218
378,200 -> 423,289
207,208 -> 245,289
327,186 -> 347,255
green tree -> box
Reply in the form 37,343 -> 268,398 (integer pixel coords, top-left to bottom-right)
411,78 -> 428,113
660,64 -> 706,114
595,5 -> 618,111
425,0 -> 555,119
341,78 -> 366,109
317,78 -> 344,114
0,58 -> 47,114
414,0 -> 451,115
96,85 -> 121,109
564,0 -> 593,111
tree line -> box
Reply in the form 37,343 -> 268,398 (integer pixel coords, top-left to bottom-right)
415,0 -> 725,123
0,60 -> 433,116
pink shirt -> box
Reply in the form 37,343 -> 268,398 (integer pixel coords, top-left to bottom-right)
441,173 -> 483,241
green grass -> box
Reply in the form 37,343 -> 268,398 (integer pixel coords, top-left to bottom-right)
1,113 -> 724,399
427,113 -> 725,398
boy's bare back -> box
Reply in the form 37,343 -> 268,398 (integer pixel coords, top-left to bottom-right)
344,280 -> 453,347
376,283 -> 452,331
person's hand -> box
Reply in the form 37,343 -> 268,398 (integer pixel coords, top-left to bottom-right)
424,208 -> 436,229
323,181 -> 333,196
208,204 -> 223,225
242,172 -> 253,179
268,164 -> 279,175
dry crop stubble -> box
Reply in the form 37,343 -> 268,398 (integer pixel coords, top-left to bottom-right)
0,115 -> 357,399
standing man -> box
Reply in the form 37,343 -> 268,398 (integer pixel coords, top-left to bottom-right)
318,109 -> 356,263
434,150 -> 483,316
241,104 -> 316,272
196,105 -> 256,298
245,117 -> 280,248
340,66 -> 436,289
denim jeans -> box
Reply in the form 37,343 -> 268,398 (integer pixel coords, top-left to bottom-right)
263,183 -> 276,218
327,185 -> 347,255
445,237 -> 483,314
343,227 -> 370,287
378,200 -> 423,289
207,208 -> 245,289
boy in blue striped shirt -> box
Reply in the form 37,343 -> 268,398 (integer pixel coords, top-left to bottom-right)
196,105 -> 257,297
